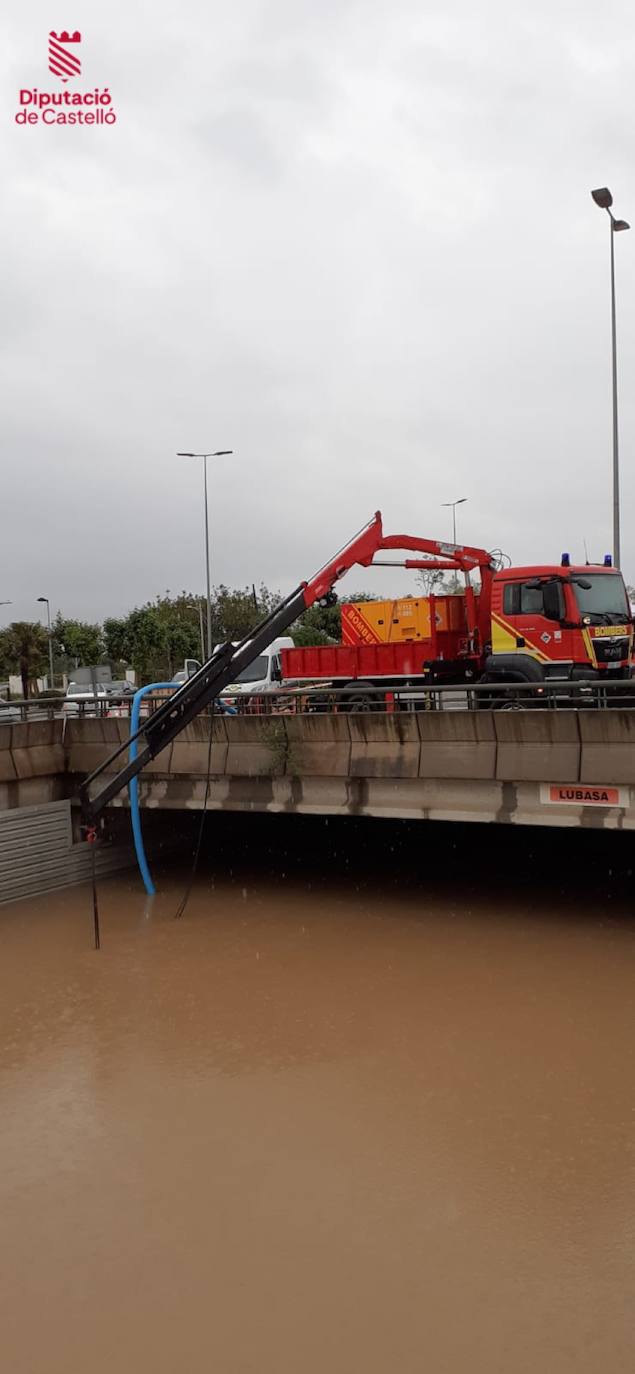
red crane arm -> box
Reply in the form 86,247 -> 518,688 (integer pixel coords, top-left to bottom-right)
302,512 -> 385,605
301,513 -> 495,607
376,534 -> 493,575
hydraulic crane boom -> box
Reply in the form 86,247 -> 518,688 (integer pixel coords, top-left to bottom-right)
79,512 -> 387,822
79,511 -> 496,823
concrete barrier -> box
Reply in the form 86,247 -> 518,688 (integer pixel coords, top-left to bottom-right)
418,711 -> 496,779
0,722 -> 16,783
4,709 -> 635,832
285,714 -> 352,776
494,710 -> 580,782
224,715 -> 286,777
348,713 -> 420,778
65,717 -> 129,775
170,716 -> 228,776
0,720 -> 66,811
8,720 -> 65,780
578,711 -> 635,784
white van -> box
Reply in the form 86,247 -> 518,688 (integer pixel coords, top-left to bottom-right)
218,636 -> 295,698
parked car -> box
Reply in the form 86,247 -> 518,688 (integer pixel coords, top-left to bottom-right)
0,697 -> 21,723
62,682 -> 110,716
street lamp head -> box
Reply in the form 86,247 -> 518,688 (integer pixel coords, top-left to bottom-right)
36,596 -> 48,604
177,452 -> 196,457
591,187 -> 613,209
613,219 -> 630,232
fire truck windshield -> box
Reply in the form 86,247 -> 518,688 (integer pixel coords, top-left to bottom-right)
573,574 -> 630,623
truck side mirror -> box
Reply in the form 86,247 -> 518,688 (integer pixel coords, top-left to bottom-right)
271,658 -> 282,683
543,582 -> 562,622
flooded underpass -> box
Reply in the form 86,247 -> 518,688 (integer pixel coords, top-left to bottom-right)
1,815 -> 634,1373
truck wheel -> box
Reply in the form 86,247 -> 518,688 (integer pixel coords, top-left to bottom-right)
340,682 -> 382,712
476,676 -> 529,709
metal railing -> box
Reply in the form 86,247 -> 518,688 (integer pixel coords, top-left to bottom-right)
222,678 -> 635,713
4,678 -> 635,723
0,693 -> 134,722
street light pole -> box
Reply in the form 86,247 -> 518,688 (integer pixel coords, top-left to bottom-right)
610,217 -> 621,568
591,188 -> 630,569
36,597 -> 54,690
186,601 -> 206,662
177,450 -> 233,658
441,497 -> 467,544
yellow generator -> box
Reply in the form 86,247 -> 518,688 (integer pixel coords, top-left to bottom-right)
341,595 -> 468,646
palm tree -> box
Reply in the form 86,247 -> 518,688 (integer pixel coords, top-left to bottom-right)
0,622 -> 49,698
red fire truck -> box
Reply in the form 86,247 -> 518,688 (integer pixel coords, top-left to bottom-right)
280,516 -> 633,699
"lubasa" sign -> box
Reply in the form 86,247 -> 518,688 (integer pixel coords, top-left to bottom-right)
540,784 -> 628,808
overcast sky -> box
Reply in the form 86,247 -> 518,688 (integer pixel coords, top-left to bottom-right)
2,1 -> 635,629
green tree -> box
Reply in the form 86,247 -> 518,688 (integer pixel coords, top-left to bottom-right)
102,617 -> 128,665
53,614 -> 104,670
0,622 -> 49,698
103,597 -> 202,683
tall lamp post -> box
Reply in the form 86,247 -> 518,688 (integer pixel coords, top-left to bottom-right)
187,601 -> 206,663
441,497 -> 467,544
177,450 -> 233,658
36,596 -> 54,690
591,187 -> 630,569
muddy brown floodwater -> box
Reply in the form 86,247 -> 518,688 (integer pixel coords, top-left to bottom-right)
1,819 -> 635,1373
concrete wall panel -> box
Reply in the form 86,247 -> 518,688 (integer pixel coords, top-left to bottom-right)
578,711 -> 635,784
494,710 -> 580,782
0,745 -> 17,783
169,717 -> 228,775
284,715 -> 351,777
350,743 -> 420,778
417,709 -> 496,779
10,720 -> 65,781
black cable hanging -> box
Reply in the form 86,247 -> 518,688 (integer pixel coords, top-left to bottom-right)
87,826 -> 101,950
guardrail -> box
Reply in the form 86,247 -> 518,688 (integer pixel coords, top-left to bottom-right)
0,693 -> 134,722
226,679 -> 635,713
5,678 -> 635,722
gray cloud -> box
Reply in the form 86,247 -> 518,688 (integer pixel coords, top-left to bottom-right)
2,0 -> 635,630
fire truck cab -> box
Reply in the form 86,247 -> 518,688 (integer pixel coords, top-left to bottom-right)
486,558 -> 633,684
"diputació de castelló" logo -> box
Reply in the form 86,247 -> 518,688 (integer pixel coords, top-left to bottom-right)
15,30 -> 117,126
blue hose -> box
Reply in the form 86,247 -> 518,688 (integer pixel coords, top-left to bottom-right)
128,681 -> 238,895
128,682 -> 175,896
127,681 -> 239,895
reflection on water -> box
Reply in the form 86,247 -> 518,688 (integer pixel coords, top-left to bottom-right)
1,816 -> 634,1373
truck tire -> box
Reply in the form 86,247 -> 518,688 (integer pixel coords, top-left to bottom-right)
476,675 -> 533,710
339,682 -> 382,712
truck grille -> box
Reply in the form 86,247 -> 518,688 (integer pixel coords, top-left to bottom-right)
594,637 -> 629,662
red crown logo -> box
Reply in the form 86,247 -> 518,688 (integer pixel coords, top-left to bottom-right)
48,30 -> 82,82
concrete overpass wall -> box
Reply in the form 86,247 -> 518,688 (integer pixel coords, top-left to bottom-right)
64,712 -> 635,831
0,719 -> 66,811
2,712 -> 635,832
